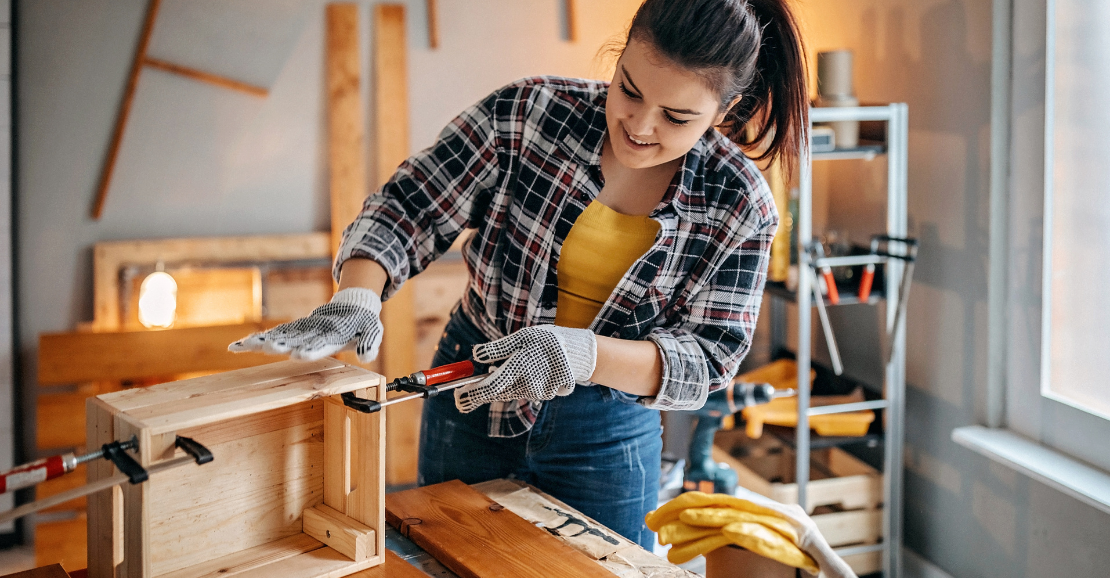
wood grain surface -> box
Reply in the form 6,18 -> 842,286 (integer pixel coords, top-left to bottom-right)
385,480 -> 613,578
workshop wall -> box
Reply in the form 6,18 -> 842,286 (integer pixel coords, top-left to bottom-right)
13,0 -> 639,499
797,0 -> 1110,576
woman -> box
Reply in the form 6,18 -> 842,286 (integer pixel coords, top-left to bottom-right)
231,0 -> 807,549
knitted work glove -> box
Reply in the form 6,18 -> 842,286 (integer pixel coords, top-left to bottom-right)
228,288 -> 383,363
454,325 -> 597,413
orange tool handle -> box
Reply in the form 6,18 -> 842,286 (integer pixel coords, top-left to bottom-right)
0,455 -> 69,494
420,360 -> 475,386
858,264 -> 875,301
821,267 -> 840,305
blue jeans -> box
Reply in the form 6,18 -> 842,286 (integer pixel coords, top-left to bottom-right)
418,306 -> 664,549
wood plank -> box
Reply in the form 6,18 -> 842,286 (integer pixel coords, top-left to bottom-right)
130,366 -> 379,435
302,504 -> 375,561
326,3 -> 367,260
156,534 -> 324,578
34,517 -> 87,574
115,416 -> 149,578
345,387 -> 385,564
92,0 -> 161,220
148,416 -> 325,575
37,393 -> 88,450
425,0 -> 439,48
565,0 -> 578,42
385,480 -> 613,578
93,233 -> 330,331
98,359 -> 343,412
3,564 -> 72,578
176,400 -> 325,449
230,549 -> 380,578
373,2 -> 422,488
37,463 -> 88,512
347,549 -> 428,578
812,508 -> 883,547
142,58 -> 268,97
38,322 -> 285,385
84,398 -> 120,577
263,267 -> 333,321
323,398 -> 350,512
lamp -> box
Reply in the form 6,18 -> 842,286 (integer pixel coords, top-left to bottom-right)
138,268 -> 177,328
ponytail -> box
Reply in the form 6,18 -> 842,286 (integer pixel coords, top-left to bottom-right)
626,0 -> 809,173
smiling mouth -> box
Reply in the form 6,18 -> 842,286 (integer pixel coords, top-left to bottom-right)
623,125 -> 657,148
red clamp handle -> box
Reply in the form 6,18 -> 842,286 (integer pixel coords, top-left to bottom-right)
420,360 -> 475,386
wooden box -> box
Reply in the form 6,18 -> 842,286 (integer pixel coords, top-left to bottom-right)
713,431 -> 883,575
85,359 -> 386,578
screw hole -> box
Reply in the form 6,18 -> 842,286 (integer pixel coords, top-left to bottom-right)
326,530 -> 332,538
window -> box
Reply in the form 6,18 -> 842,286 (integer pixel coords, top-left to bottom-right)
997,0 -> 1110,473
1041,0 -> 1110,420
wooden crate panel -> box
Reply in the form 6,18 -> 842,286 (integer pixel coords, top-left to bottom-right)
148,402 -> 326,575
87,359 -> 385,578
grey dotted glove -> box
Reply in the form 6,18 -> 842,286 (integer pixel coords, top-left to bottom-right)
228,288 -> 383,363
455,325 -> 597,413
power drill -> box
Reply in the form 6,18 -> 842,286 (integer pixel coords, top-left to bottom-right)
683,382 -> 792,494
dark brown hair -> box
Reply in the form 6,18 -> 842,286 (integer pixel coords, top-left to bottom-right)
626,0 -> 808,172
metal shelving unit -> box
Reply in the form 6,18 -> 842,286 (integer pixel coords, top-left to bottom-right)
767,104 -> 909,577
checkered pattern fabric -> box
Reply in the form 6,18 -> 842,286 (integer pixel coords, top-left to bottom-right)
336,76 -> 778,437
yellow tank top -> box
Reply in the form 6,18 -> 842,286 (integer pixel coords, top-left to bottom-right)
555,200 -> 661,329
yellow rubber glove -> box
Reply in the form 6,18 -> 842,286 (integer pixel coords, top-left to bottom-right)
657,520 -> 721,545
722,521 -> 819,575
645,491 -> 787,530
665,533 -> 733,565
679,507 -> 800,543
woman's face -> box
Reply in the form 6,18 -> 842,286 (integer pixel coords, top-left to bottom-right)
605,39 -> 730,170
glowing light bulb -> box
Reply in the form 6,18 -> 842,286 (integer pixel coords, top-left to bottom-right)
138,271 -> 177,328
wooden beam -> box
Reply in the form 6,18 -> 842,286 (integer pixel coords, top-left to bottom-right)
372,3 -> 421,487
38,321 -> 286,385
143,57 -> 268,97
426,0 -> 439,49
385,481 -> 614,578
92,0 -> 161,220
326,3 -> 368,260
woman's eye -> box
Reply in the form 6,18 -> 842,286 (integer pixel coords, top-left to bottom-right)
664,112 -> 690,126
619,82 -> 640,100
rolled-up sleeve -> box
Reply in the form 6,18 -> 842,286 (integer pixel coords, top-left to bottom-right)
334,90 -> 504,299
639,215 -> 778,411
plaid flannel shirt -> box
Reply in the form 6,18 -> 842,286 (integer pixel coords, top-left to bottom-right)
336,77 -> 778,438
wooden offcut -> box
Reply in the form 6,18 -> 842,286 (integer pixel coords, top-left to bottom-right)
86,359 -> 386,578
385,480 -> 613,578
143,58 -> 267,97
426,0 -> 439,48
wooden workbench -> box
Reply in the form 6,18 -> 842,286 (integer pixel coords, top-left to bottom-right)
6,480 -> 695,578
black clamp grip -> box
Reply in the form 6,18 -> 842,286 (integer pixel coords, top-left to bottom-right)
175,436 -> 213,465
103,436 -> 147,485
341,392 -> 382,414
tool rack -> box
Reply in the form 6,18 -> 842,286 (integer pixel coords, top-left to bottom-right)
764,104 -> 910,577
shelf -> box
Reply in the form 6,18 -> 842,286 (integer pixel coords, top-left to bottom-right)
813,142 -> 886,161
761,424 -> 884,451
765,281 -> 885,306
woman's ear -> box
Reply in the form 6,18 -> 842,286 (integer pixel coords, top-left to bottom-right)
713,95 -> 743,125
